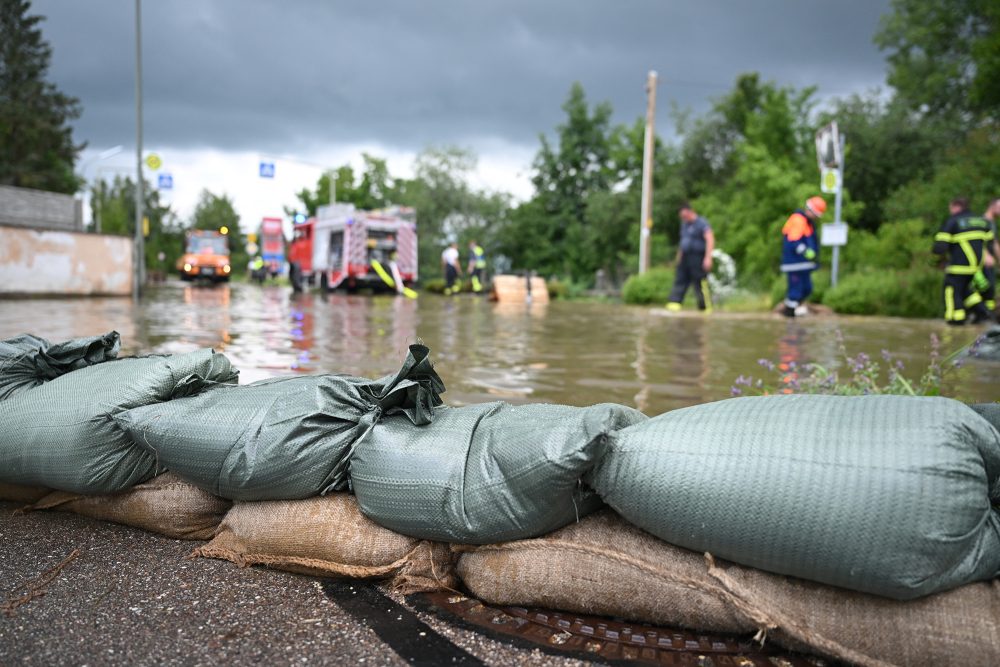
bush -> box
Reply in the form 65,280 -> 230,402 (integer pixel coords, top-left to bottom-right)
823,267 -> 941,318
840,219 -> 936,273
422,278 -> 447,294
547,279 -> 569,300
622,268 -> 675,305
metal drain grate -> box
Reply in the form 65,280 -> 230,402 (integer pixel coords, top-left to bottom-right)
419,592 -> 830,666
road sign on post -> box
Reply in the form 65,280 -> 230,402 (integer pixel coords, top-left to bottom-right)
157,172 -> 173,190
815,123 -> 847,287
820,168 -> 839,194
259,161 -> 275,178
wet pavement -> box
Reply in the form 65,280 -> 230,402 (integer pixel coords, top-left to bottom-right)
0,504 -> 595,666
0,280 -> 995,413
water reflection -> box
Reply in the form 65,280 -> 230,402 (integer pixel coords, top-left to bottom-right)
0,281 -> 995,415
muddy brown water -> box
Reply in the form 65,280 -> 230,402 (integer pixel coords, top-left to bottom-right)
1,281 -> 996,414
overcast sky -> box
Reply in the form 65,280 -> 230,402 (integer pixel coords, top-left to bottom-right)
32,0 -> 893,227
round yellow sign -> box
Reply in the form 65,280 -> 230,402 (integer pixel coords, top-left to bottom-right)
145,153 -> 162,170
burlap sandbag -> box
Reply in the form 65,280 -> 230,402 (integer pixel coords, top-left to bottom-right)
0,483 -> 51,504
26,473 -> 231,540
191,494 -> 456,593
456,511 -> 1000,667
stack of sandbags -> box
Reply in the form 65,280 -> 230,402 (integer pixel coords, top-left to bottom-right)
25,473 -> 231,540
0,349 -> 238,494
456,510 -> 1000,667
114,344 -> 445,500
192,494 -> 455,593
0,331 -> 120,400
590,394 -> 1000,599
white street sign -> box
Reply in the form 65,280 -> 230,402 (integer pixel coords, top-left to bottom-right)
821,222 -> 848,247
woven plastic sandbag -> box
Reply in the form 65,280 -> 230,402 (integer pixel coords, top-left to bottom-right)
0,331 -> 120,400
350,401 -> 647,544
971,402 -> 1000,433
0,349 -> 237,494
114,344 -> 444,501
590,394 -> 1000,600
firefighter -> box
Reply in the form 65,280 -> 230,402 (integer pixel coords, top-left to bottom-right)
251,255 -> 266,285
981,197 -> 1000,313
933,197 -> 995,325
781,196 -> 826,317
665,202 -> 714,312
441,241 -> 461,295
467,240 -> 486,293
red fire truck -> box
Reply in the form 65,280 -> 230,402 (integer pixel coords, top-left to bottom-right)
288,203 -> 417,292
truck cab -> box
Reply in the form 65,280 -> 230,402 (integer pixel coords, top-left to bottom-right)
177,230 -> 231,282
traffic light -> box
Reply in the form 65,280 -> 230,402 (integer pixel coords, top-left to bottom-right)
220,226 -> 229,235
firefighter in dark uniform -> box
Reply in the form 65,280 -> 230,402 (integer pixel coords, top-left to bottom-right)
467,240 -> 486,293
933,197 -> 995,325
982,197 -> 1000,314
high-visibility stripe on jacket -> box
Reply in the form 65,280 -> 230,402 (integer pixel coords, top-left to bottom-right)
470,245 -> 486,269
933,212 -> 993,274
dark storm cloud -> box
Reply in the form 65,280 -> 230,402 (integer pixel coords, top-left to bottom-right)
31,0 -> 891,153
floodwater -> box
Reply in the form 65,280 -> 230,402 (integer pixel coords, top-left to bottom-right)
1,281 -> 996,414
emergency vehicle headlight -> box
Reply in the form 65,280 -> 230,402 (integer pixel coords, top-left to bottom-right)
183,263 -> 192,272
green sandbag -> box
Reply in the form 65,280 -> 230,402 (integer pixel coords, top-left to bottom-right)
0,331 -> 120,400
114,345 -> 444,501
0,349 -> 238,495
590,394 -> 1000,600
971,402 -> 1000,433
350,401 -> 647,543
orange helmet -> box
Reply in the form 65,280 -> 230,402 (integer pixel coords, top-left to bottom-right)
805,196 -> 827,217
806,197 -> 826,218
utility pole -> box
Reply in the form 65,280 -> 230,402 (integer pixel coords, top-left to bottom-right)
831,133 -> 846,287
133,0 -> 144,299
638,70 -> 658,274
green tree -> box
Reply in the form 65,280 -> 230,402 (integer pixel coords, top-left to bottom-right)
402,146 -> 509,280
0,0 -> 84,192
875,0 -> 1000,123
818,95 -> 949,231
884,126 -> 1000,227
502,83 -> 623,282
294,153 -> 396,216
674,73 -> 814,198
89,175 -> 182,273
191,189 -> 247,274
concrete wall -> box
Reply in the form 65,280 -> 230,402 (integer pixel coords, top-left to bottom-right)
0,225 -> 132,296
0,184 -> 83,232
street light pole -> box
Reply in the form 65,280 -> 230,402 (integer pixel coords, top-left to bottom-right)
79,145 -> 123,233
133,0 -> 145,299
638,70 -> 658,275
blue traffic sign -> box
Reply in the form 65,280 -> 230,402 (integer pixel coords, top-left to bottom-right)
158,173 -> 173,190
259,161 -> 275,178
